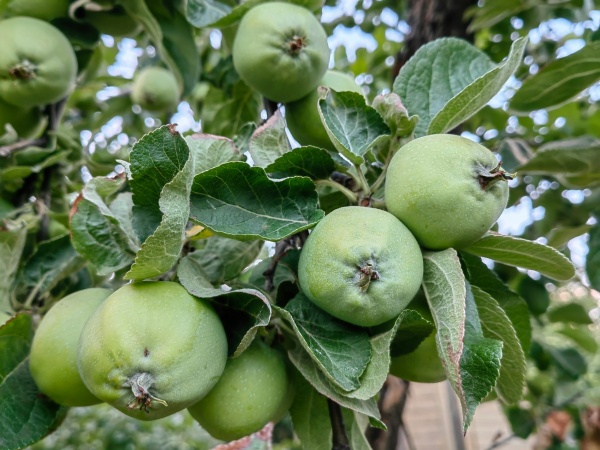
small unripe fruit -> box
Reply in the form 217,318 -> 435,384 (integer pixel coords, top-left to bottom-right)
188,340 -> 291,441
232,2 -> 330,103
385,134 -> 512,250
78,282 -> 228,421
0,17 -> 77,107
29,288 -> 111,406
298,206 -> 423,327
131,67 -> 180,112
286,70 -> 363,150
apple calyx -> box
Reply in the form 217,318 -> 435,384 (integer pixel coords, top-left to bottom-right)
125,372 -> 168,413
477,161 -> 516,190
287,35 -> 307,56
9,60 -> 36,80
356,261 -> 380,292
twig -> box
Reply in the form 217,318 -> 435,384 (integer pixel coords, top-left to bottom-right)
485,433 -> 516,450
263,98 -> 278,121
0,137 -> 47,157
263,231 -> 307,292
328,399 -> 350,450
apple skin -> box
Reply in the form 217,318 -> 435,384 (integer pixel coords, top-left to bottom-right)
232,2 -> 330,103
131,67 -> 180,112
0,17 -> 77,108
77,282 -> 228,421
29,288 -> 112,407
385,134 -> 510,250
188,340 -> 291,441
298,206 -> 423,327
389,296 -> 446,383
285,70 -> 363,150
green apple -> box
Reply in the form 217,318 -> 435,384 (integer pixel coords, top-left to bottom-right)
385,134 -> 513,250
298,206 -> 423,327
0,17 -> 77,108
131,67 -> 180,112
286,70 -> 363,150
188,340 -> 291,441
77,281 -> 228,420
29,288 -> 111,406
389,296 -> 446,383
232,2 -> 329,103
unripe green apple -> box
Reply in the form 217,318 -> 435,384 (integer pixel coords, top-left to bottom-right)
29,288 -> 111,406
0,17 -> 77,108
77,281 -> 228,421
131,67 -> 180,112
0,97 -> 45,138
389,296 -> 446,383
286,70 -> 363,150
4,0 -> 69,21
385,134 -> 513,250
188,340 -> 291,441
232,2 -> 330,103
298,206 -> 423,327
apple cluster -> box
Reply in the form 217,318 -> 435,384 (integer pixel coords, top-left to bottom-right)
29,282 -> 293,442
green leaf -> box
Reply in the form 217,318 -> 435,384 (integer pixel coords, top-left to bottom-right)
318,90 -> 390,165
341,312 -> 409,401
460,252 -> 531,353
0,227 -> 26,312
517,138 -> 600,177
185,134 -> 241,175
279,294 -> 371,392
422,249 -> 502,431
185,0 -> 233,28
0,314 -> 66,450
389,309 -> 434,357
126,128 -> 194,281
130,125 -> 191,243
393,37 -> 526,137
371,92 -> 418,139
546,224 -> 593,249
20,235 -> 84,299
510,41 -> 600,113
187,237 -> 263,285
547,303 -> 592,324
463,232 -> 576,281
265,146 -> 336,180
555,325 -> 598,354
428,37 -> 526,135
549,346 -> 587,380
459,284 -> 503,430
286,343 -> 384,428
189,161 -> 324,241
124,1 -> 200,95
201,81 -> 261,138
394,38 -> 493,137
248,110 -> 292,168
70,176 -> 137,276
472,286 -> 525,405
588,223 -> 600,292
288,369 -> 332,450
466,0 -> 531,32
422,249 -> 466,394
342,409 -> 372,450
177,256 -> 271,356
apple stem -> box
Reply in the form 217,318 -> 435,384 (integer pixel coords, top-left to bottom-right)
125,372 -> 168,413
9,60 -> 36,80
477,161 -> 516,190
